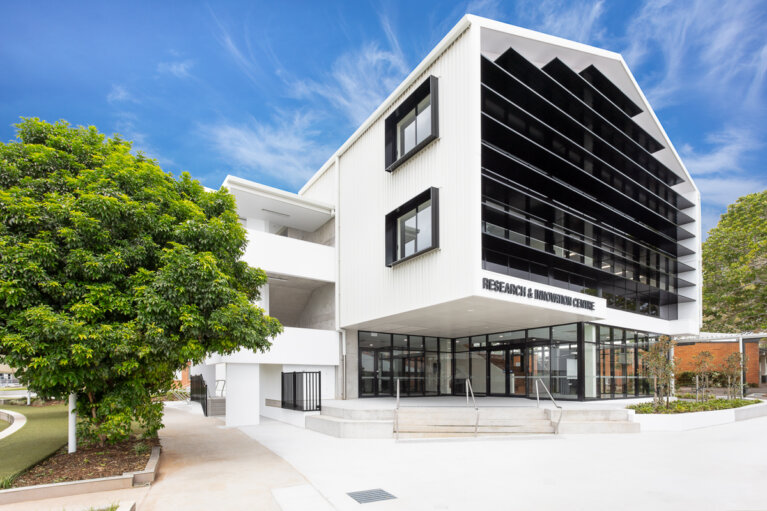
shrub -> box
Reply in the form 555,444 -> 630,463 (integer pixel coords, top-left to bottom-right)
628,398 -> 758,414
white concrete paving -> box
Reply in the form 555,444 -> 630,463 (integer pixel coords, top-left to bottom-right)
241,414 -> 767,511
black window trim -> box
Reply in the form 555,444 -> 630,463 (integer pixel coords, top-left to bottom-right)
384,75 -> 439,173
385,187 -> 440,267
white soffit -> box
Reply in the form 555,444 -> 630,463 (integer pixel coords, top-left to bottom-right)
344,296 -> 603,338
478,21 -> 694,192
222,175 -> 334,232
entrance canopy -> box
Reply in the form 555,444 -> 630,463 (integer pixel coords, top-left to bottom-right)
344,296 -> 605,338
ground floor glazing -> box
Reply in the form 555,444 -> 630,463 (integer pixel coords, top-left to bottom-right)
358,322 -> 660,401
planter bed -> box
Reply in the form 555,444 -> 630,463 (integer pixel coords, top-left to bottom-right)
631,398 -> 766,432
628,398 -> 757,414
11,437 -> 159,488
0,443 -> 160,506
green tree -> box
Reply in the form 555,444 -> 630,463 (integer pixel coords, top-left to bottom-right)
0,118 -> 281,444
702,190 -> 767,332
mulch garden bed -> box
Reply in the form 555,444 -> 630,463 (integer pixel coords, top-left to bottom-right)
11,437 -> 159,488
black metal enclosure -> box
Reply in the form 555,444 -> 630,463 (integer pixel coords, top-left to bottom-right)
281,371 -> 321,411
190,374 -> 209,416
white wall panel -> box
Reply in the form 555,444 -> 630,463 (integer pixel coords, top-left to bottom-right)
338,27 -> 479,329
301,162 -> 336,205
242,229 -> 335,282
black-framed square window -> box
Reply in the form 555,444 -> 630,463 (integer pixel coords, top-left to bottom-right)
385,187 -> 439,266
385,76 -> 439,172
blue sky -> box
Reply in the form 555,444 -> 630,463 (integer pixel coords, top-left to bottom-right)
1,1 -> 765,236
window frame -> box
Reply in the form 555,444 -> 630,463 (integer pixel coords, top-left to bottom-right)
384,76 -> 439,172
385,187 -> 440,267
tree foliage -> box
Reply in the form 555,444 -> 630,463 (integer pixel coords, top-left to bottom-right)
0,118 -> 281,444
702,190 -> 767,332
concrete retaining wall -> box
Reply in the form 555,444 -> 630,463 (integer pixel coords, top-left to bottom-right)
0,445 -> 161,506
635,399 -> 767,432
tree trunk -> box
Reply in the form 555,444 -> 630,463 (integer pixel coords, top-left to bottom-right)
87,392 -> 106,447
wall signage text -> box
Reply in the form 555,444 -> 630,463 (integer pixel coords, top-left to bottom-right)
482,278 -> 596,311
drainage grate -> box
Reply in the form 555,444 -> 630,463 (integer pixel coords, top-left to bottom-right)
347,488 -> 397,504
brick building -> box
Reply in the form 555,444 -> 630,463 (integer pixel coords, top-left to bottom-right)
675,334 -> 766,386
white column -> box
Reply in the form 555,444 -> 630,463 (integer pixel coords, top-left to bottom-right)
258,283 -> 270,315
225,363 -> 261,427
68,393 -> 77,453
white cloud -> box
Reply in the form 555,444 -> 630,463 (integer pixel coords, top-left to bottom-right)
113,112 -> 174,167
510,0 -> 605,44
204,112 -> 332,187
623,0 -> 767,110
466,0 -> 504,19
107,84 -> 137,104
210,10 -> 263,89
290,15 -> 409,126
695,177 -> 766,208
681,128 -> 760,176
157,60 -> 194,78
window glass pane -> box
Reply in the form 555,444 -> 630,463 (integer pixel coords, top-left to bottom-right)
410,336 -> 424,350
455,337 -> 469,352
425,337 -> 438,352
470,351 -> 487,395
393,334 -> 408,348
416,95 -> 432,145
416,199 -> 432,251
397,208 -> 417,258
397,110 -> 416,157
359,331 -> 391,349
527,327 -> 550,342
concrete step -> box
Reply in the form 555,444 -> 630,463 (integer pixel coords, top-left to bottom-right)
551,409 -> 633,422
320,405 -> 394,421
208,397 -> 226,417
305,414 -> 393,439
397,423 -> 555,434
557,421 -> 640,434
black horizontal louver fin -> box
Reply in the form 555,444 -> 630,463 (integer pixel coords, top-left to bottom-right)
579,64 -> 643,118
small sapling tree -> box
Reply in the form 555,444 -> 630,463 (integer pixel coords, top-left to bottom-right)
643,335 -> 676,409
691,351 -> 714,401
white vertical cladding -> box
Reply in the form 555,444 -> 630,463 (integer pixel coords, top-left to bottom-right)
677,187 -> 702,332
301,161 -> 337,206
338,27 -> 476,328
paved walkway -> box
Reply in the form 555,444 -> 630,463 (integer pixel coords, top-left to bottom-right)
242,414 -> 767,511
1,402 -> 328,511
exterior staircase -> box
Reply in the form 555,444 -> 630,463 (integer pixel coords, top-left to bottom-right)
305,404 -> 639,438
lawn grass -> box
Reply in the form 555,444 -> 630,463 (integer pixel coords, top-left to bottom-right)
0,404 -> 67,480
0,420 -> 9,432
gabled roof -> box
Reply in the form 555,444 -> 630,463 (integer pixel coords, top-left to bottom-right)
300,15 -> 699,198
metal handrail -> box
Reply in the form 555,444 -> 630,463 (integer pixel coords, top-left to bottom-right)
395,378 -> 400,440
534,378 -> 563,434
466,379 -> 479,436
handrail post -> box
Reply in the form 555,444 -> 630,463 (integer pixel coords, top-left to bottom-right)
395,378 -> 400,441
535,379 -> 540,408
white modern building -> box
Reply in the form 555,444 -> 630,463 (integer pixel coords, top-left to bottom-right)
191,15 -> 701,426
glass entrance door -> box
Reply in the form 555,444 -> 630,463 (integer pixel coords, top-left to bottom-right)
360,350 -> 377,396
526,345 -> 550,398
509,349 -> 525,395
489,350 -> 507,395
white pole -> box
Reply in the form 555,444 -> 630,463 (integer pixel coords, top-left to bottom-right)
68,393 -> 77,453
739,335 -> 744,399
